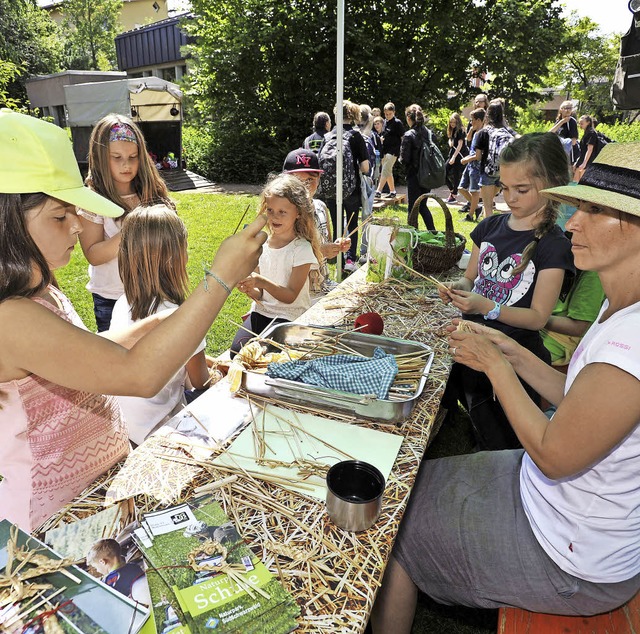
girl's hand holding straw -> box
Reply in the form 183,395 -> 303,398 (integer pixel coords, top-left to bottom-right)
446,288 -> 495,315
208,215 -> 268,293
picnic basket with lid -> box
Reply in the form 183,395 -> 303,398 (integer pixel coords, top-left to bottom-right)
407,193 -> 466,274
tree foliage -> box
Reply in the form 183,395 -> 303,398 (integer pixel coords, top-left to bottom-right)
0,0 -> 62,107
475,0 -> 568,108
60,0 -> 123,70
543,14 -> 621,122
184,0 -> 569,182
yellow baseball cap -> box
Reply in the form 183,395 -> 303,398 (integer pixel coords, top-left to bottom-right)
0,109 -> 123,218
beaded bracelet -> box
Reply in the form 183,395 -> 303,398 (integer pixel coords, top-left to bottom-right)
203,265 -> 232,294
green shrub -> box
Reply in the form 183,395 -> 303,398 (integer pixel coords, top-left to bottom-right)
182,121 -> 288,184
182,123 -> 216,180
597,121 -> 640,143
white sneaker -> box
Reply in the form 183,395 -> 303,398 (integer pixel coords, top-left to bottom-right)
343,258 -> 358,272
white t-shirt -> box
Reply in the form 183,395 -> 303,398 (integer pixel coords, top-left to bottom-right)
520,300 -> 640,583
110,297 -> 206,445
252,237 -> 318,321
77,208 -> 124,300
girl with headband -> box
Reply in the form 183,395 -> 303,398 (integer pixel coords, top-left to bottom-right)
78,114 -> 174,331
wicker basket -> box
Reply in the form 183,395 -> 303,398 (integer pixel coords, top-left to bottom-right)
407,193 -> 466,274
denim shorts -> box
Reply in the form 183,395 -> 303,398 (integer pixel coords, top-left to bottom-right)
459,164 -> 480,193
92,293 -> 117,333
479,171 -> 500,187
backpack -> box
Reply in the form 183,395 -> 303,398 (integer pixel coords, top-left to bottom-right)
318,129 -> 357,198
596,130 -> 613,146
417,128 -> 446,190
362,132 -> 377,177
484,126 -> 515,177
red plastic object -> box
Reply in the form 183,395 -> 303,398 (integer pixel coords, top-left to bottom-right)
353,312 -> 384,335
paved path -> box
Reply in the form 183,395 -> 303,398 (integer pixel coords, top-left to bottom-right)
176,181 -> 509,213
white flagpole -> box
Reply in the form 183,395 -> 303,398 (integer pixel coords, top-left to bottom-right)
335,0 -> 345,282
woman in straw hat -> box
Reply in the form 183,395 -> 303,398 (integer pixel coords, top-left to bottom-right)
372,143 -> 640,631
0,110 -> 267,532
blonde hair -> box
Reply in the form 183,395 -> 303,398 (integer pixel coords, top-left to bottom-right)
118,204 -> 189,321
359,104 -> 373,136
86,113 -> 174,218
556,100 -> 574,121
260,173 -> 323,288
334,100 -> 361,125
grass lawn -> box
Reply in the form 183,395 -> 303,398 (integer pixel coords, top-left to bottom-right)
57,192 -> 496,633
57,192 -> 479,356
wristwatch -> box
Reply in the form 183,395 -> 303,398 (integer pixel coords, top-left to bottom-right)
483,301 -> 502,321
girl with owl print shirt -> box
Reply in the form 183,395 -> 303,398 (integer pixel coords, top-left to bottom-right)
439,133 -> 574,451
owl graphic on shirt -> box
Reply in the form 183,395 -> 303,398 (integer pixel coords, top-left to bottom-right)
472,242 -> 534,305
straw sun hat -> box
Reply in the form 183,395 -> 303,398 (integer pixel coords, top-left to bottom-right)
541,142 -> 640,219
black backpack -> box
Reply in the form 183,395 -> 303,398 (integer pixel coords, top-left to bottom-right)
317,129 -> 357,198
418,128 -> 446,190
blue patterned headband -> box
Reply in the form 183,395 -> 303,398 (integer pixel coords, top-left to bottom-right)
109,123 -> 138,144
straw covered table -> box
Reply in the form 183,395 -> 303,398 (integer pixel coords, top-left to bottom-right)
36,267 -> 458,633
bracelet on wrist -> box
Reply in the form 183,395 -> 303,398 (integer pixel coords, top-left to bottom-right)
203,265 -> 232,294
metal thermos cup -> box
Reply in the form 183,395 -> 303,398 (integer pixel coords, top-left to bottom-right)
326,460 -> 385,532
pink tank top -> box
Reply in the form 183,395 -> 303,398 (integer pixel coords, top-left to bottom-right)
0,287 -> 129,532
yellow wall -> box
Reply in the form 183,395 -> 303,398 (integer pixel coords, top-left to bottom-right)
45,0 -> 169,32
120,0 -> 169,31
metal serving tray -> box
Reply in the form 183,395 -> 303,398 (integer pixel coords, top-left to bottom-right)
242,323 -> 434,423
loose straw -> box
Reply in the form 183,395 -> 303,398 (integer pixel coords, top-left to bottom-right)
232,203 -> 252,235
344,213 -> 375,240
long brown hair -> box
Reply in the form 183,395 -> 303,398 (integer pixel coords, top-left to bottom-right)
86,114 -> 174,218
118,204 -> 189,321
499,133 -> 570,275
447,113 -> 464,139
259,173 -> 323,288
0,193 -> 54,301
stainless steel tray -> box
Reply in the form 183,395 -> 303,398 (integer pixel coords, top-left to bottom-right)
242,323 -> 434,423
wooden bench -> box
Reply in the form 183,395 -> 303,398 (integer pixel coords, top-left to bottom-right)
372,193 -> 406,210
497,592 -> 640,633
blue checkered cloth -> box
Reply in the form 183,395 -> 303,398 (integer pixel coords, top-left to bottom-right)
265,347 -> 398,399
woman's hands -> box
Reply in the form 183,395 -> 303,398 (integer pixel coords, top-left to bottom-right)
209,215 -> 267,290
447,319 -> 523,371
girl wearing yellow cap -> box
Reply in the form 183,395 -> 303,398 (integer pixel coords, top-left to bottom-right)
0,110 -> 266,532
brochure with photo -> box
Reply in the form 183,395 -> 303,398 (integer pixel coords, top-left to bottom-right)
0,520 -> 149,634
133,497 -> 299,634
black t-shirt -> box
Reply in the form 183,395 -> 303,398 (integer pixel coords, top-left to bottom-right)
382,116 -> 405,156
467,214 -> 574,337
344,124 -> 368,188
473,127 -> 490,170
448,128 -> 468,159
579,128 -> 600,166
557,117 -> 578,140
399,124 -> 430,175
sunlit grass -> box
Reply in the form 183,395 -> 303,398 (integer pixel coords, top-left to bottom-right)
57,193 -> 477,356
